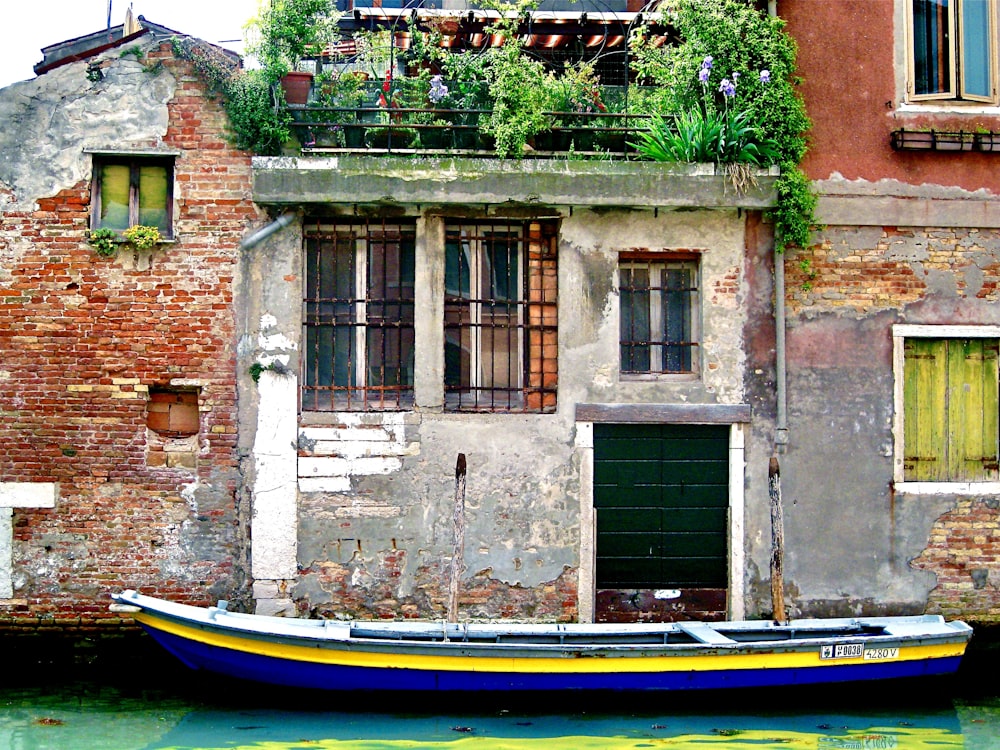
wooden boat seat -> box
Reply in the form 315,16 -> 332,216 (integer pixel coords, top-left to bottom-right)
675,622 -> 737,645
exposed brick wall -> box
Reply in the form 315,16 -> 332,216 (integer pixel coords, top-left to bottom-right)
785,226 -> 1000,314
299,554 -> 579,622
526,220 -> 558,412
0,43 -> 260,630
911,497 -> 1000,622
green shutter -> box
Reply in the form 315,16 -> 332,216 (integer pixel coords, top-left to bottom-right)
99,164 -> 131,230
138,165 -> 169,232
949,339 -> 999,481
904,338 -> 948,481
905,338 -> 999,482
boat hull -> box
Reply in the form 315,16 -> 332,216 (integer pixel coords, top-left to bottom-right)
113,591 -> 972,693
142,623 -> 965,692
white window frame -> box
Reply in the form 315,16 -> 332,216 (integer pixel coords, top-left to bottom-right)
892,323 -> 1000,494
905,0 -> 999,104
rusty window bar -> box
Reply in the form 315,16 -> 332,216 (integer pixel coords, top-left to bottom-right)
444,220 -> 557,413
620,260 -> 698,375
303,218 -> 415,411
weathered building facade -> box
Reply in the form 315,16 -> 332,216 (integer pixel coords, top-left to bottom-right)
0,24 -> 258,627
776,0 -> 1000,620
2,0 -> 999,634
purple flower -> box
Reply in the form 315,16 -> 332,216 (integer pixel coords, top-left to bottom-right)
429,75 -> 449,104
759,69 -> 771,84
719,78 -> 736,98
701,56 -> 713,70
698,67 -> 710,83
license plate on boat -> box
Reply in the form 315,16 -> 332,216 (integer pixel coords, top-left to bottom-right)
820,643 -> 899,660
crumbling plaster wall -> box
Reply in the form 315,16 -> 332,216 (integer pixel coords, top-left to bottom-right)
0,52 -> 174,208
773,211 -> 1000,619
239,205 -> 754,620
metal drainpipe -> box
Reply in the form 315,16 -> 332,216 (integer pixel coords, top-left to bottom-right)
775,246 -> 788,450
239,211 -> 296,250
768,0 -> 788,450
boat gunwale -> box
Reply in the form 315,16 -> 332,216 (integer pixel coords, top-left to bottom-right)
112,591 -> 973,658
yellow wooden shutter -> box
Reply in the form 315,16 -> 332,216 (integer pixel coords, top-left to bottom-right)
949,339 -> 999,481
904,338 -> 948,481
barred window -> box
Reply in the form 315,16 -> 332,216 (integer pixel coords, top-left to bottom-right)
620,256 -> 699,375
302,219 -> 415,411
444,220 -> 558,412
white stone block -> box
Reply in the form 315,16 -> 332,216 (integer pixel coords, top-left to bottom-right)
0,482 -> 57,508
298,476 -> 352,493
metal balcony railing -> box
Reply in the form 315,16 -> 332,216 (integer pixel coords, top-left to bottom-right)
288,104 -> 651,157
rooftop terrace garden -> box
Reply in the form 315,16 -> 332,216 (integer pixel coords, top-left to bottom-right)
174,0 -> 814,249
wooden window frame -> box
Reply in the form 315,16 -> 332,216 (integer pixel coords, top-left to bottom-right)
90,154 -> 175,238
892,324 -> 1000,493
906,0 -> 999,104
302,219 -> 416,412
618,253 -> 700,379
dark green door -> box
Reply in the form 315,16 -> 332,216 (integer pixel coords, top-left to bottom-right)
593,423 -> 729,622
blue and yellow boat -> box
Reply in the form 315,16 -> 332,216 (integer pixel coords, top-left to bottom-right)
111,590 -> 972,693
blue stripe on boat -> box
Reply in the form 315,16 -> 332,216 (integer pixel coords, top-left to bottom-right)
143,625 -> 965,693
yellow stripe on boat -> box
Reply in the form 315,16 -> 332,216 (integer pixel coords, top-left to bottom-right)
134,612 -> 965,675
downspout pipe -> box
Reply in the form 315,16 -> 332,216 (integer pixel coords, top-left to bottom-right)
240,211 -> 296,250
775,244 -> 788,450
768,0 -> 787,450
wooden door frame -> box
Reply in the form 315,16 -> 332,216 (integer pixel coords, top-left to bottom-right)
574,403 -> 750,623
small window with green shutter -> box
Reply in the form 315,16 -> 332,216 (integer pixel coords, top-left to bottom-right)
91,155 -> 174,238
902,337 -> 999,482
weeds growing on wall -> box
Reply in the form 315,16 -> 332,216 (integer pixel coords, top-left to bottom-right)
171,36 -> 290,156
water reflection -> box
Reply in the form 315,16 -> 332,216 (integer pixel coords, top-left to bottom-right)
3,680 -> 997,750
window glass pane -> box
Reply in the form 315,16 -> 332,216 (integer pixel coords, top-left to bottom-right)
367,236 -> 415,388
445,236 -> 472,389
961,0 -> 992,98
662,268 -> 693,372
620,266 -> 651,372
912,0 -> 952,95
138,165 -> 169,232
99,164 -> 131,230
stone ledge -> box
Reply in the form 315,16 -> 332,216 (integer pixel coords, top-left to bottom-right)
252,156 -> 778,210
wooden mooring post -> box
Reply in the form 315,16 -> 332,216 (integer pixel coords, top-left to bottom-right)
448,453 -> 467,624
768,456 -> 787,622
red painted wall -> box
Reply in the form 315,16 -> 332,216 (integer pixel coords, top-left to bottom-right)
782,0 -> 1000,192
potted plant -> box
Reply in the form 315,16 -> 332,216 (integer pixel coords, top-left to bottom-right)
247,0 -> 341,104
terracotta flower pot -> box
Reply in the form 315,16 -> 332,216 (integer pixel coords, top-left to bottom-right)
280,71 -> 314,105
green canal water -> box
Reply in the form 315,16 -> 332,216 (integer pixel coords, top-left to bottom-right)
0,635 -> 997,750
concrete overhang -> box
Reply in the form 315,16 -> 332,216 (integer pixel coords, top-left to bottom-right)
252,156 -> 778,211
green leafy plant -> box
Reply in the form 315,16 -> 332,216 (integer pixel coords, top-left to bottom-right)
630,0 -> 815,249
250,360 -> 292,383
171,37 -> 290,155
123,225 -> 162,251
88,227 -> 119,257
773,166 -> 819,252
246,0 -> 341,82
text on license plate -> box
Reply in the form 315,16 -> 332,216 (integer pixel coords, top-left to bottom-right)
820,644 -> 899,660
